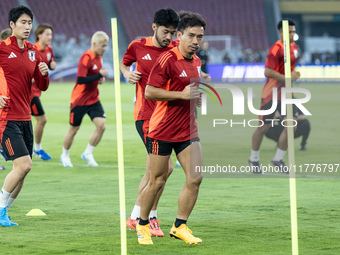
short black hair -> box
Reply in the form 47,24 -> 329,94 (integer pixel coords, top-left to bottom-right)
8,5 -> 33,26
153,8 -> 180,28
277,19 -> 295,30
177,12 -> 206,34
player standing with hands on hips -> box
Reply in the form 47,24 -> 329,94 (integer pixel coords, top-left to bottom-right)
0,5 -> 49,226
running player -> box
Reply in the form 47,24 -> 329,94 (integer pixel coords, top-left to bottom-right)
136,12 -> 206,245
248,19 -> 300,173
31,23 -> 56,160
120,8 -> 180,237
0,5 -> 49,226
60,31 -> 109,167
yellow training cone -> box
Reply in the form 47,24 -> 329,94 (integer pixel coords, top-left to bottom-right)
26,209 -> 46,216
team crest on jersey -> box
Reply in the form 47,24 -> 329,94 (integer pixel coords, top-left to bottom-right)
28,51 -> 35,62
197,66 -> 201,77
47,53 -> 51,61
294,50 -> 298,59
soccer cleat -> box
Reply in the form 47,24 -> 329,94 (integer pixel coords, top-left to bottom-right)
33,149 -> 52,160
0,166 -> 5,170
81,153 -> 98,167
8,216 -> 18,226
175,160 -> 181,167
149,218 -> 164,237
271,160 -> 289,174
248,159 -> 262,174
136,223 -> 153,245
60,155 -> 73,167
126,216 -> 138,231
169,223 -> 202,245
300,144 -> 307,151
0,206 -> 18,227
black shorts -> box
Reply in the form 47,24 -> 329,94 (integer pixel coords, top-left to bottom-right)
146,136 -> 200,156
70,101 -> 105,127
0,121 -> 33,160
135,120 -> 149,146
260,100 -> 302,124
31,97 -> 45,116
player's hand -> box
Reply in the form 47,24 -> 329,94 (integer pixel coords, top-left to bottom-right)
182,83 -> 200,100
196,92 -> 203,107
98,77 -> 106,84
99,69 -> 109,77
38,62 -> 49,76
0,96 -> 10,109
50,60 -> 56,70
125,71 -> 142,84
202,73 -> 211,83
292,71 -> 300,81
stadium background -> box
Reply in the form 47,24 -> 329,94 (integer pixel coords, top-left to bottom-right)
0,0 -> 339,254
1,0 -> 340,80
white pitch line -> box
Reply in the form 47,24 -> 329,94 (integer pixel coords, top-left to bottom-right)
30,161 -> 145,169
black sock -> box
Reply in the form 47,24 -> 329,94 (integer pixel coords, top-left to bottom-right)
139,218 -> 149,226
175,218 -> 187,228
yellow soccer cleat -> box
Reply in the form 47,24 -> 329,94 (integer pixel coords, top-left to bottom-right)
136,223 -> 153,245
169,223 -> 202,245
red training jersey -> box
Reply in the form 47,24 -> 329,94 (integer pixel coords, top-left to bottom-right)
0,36 -> 49,122
261,40 -> 298,105
147,47 -> 201,142
70,49 -> 102,109
122,37 -> 177,121
31,42 -> 55,98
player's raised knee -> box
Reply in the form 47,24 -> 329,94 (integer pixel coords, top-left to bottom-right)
150,176 -> 167,191
98,122 -> 106,132
15,161 -> 32,176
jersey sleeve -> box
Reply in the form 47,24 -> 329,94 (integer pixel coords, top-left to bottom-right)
33,50 -> 49,91
265,45 -> 281,70
147,52 -> 173,88
77,53 -> 90,77
122,40 -> 138,66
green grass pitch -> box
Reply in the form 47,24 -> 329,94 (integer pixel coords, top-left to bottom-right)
0,82 -> 339,254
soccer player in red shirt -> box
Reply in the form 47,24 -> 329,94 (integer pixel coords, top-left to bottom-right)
120,8 -> 179,237
248,19 -> 301,173
0,5 -> 49,227
60,31 -> 109,167
31,23 -> 56,160
135,13 -> 206,245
